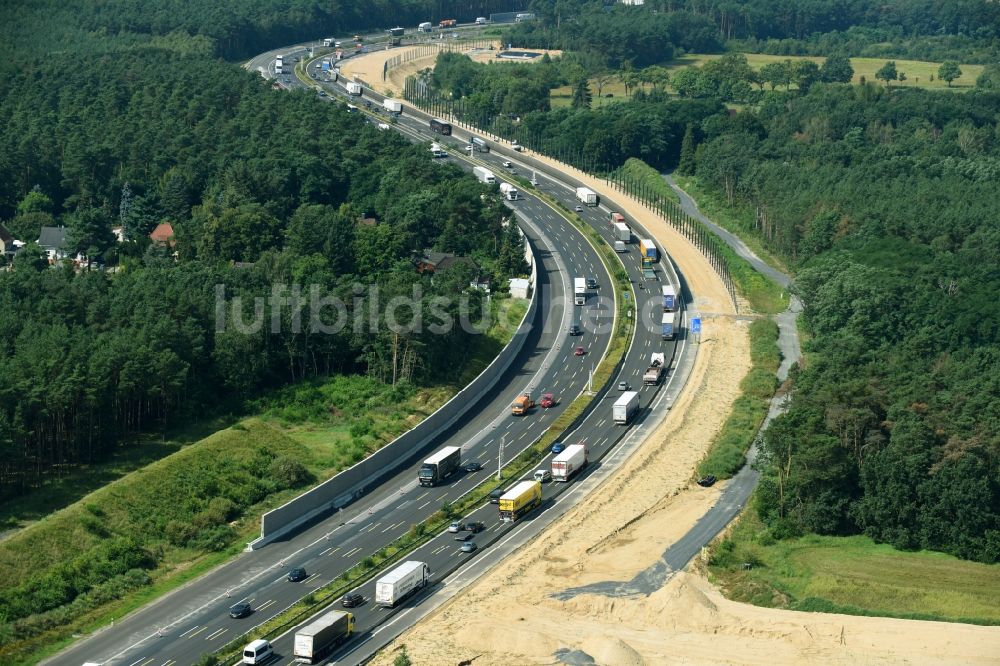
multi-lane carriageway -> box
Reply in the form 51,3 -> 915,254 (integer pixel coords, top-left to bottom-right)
54,53 -> 687,666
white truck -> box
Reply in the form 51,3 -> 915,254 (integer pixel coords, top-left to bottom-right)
614,222 -> 631,242
473,166 -> 496,184
418,21 -> 433,32
613,391 -> 640,425
574,277 -> 586,305
661,284 -> 678,311
375,561 -> 430,607
382,98 -> 402,114
575,187 -> 598,206
345,81 -> 362,95
643,352 -> 665,385
499,182 -> 518,200
552,444 -> 587,482
275,55 -> 284,75
661,311 -> 676,340
614,240 -> 627,252
430,143 -> 447,158
293,610 -> 355,663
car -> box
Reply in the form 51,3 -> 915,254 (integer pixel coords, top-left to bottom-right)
575,205 -> 583,212
448,521 -> 464,533
461,541 -> 478,553
229,602 -> 253,618
286,566 -> 308,582
318,90 -> 327,97
539,392 -> 555,408
697,475 -> 718,487
618,381 -> 629,391
465,144 -> 474,153
342,591 -> 364,608
464,461 -> 483,472
502,160 -> 512,168
586,278 -> 598,289
575,346 -> 585,356
551,441 -> 565,454
489,488 -> 505,504
511,143 -> 523,151
533,469 -> 552,483
454,532 -> 474,542
378,123 -> 390,130
466,521 -> 485,533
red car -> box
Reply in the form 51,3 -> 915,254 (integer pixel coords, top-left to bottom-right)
574,347 -> 585,356
539,393 -> 555,408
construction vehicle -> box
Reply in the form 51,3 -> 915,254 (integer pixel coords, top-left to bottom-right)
511,393 -> 535,415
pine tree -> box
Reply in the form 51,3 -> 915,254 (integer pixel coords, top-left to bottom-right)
677,124 -> 697,175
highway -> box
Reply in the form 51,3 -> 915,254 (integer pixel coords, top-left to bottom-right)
52,42 -> 686,666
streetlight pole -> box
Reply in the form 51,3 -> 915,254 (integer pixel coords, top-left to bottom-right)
496,435 -> 505,481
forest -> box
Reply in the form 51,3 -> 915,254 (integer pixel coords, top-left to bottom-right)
0,11 -> 530,496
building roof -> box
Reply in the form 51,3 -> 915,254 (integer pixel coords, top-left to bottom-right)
418,249 -> 479,273
0,224 -> 13,244
37,226 -> 68,250
150,222 -> 175,243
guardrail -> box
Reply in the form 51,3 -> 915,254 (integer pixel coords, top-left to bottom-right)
249,237 -> 539,549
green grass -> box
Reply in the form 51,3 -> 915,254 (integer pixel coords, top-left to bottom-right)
667,53 -> 984,90
550,79 -> 630,108
710,512 -> 1000,624
697,319 -> 780,479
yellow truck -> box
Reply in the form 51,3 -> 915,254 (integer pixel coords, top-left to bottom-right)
498,480 -> 542,522
511,393 -> 535,416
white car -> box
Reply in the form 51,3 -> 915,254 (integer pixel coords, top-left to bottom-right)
511,143 -> 523,152
533,469 -> 552,483
377,123 -> 390,130
448,521 -> 464,533
502,160 -> 512,168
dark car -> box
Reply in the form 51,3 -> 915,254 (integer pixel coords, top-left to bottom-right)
287,567 -> 308,582
229,602 -> 253,618
466,521 -> 485,533
489,488 -> 505,504
464,462 -> 483,473
342,591 -> 364,608
461,541 -> 478,553
454,532 -> 474,542
551,441 -> 565,454
697,475 -> 717,487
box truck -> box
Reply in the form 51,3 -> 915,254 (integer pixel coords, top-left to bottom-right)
640,238 -> 658,261
430,118 -> 452,135
375,561 -> 431,607
345,81 -> 362,95
418,22 -> 433,32
552,444 -> 587,482
293,610 -> 355,663
418,446 -> 461,486
613,391 -> 640,425
473,166 -> 496,184
610,211 -> 625,225
430,143 -> 447,158
382,98 -> 402,114
574,277 -> 586,305
662,311 -> 676,340
575,187 -> 598,206
662,284 -> 677,311
498,480 -> 542,522
499,182 -> 518,200
614,222 -> 631,242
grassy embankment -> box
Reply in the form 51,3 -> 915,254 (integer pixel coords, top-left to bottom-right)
709,511 -> 1000,625
0,297 -> 527,665
551,54 -> 984,107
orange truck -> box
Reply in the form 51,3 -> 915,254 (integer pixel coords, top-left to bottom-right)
439,18 -> 457,28
511,393 -> 535,415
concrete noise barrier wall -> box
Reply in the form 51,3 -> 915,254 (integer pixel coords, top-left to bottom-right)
250,242 -> 538,549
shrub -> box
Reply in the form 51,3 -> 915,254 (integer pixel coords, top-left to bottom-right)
269,457 -> 313,489
165,520 -> 197,546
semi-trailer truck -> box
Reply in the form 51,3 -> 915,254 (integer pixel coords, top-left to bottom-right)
499,182 -> 518,200
375,561 -> 430,607
388,27 -> 405,37
473,166 -> 496,184
382,98 -> 402,114
552,444 -> 587,482
574,277 -> 586,305
610,211 -> 625,225
662,284 -> 677,311
418,446 -> 461,486
418,22 -> 433,32
430,118 -> 452,135
613,391 -> 640,425
614,222 -> 631,242
346,81 -> 362,95
643,352 -> 665,385
293,610 -> 355,663
662,311 -> 676,340
471,136 -> 490,152
439,18 -> 457,28
498,480 -> 542,522
640,238 -> 658,261
575,187 -> 598,206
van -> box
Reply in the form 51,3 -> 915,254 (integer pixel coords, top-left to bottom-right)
614,240 -> 626,252
243,638 -> 273,664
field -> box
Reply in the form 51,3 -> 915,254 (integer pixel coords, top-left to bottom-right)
710,512 -> 1000,624
668,53 -> 984,90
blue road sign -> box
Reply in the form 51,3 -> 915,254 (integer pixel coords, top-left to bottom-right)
691,317 -> 701,333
